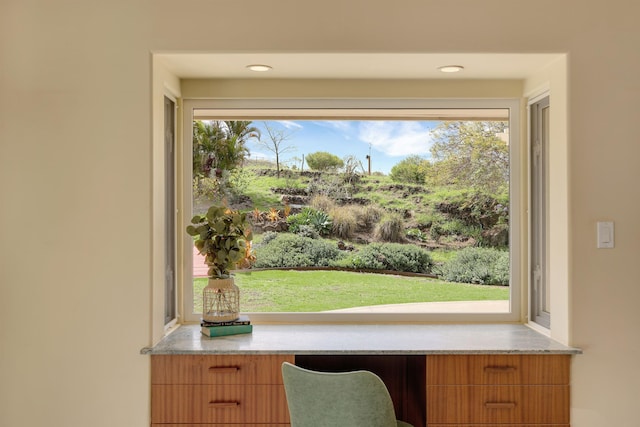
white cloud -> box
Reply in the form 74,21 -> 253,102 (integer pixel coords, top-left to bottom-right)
358,121 -> 433,157
277,120 -> 303,130
313,120 -> 352,132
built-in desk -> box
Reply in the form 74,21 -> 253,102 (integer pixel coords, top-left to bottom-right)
144,324 -> 580,427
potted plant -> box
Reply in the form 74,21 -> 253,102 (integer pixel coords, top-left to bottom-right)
187,204 -> 254,322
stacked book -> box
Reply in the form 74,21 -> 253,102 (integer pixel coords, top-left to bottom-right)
200,315 -> 252,337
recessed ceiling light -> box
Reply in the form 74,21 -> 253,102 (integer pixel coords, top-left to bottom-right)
246,64 -> 273,72
438,65 -> 464,73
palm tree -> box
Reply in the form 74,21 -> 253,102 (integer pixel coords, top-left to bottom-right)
217,121 -> 260,170
225,120 -> 260,150
193,121 -> 224,178
192,120 -> 260,177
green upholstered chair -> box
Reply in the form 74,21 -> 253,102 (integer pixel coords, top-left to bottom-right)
281,362 -> 413,427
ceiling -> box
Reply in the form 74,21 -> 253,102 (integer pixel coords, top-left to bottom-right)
156,53 -> 563,80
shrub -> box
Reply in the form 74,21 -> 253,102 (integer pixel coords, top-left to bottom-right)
193,176 -> 222,200
228,168 -> 253,196
347,242 -> 432,274
436,247 -> 509,285
287,207 -> 332,236
374,213 -> 405,242
295,224 -> 320,239
253,234 -> 345,268
356,205 -> 383,231
258,231 -> 279,245
330,206 -> 358,240
306,174 -> 347,199
310,194 -> 336,213
389,155 -> 430,184
406,228 -> 427,242
431,218 -> 483,242
306,151 -> 344,171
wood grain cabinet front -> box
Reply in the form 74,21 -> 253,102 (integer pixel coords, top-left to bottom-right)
151,354 -> 294,426
426,355 -> 570,427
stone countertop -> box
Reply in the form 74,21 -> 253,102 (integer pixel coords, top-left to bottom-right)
142,324 -> 581,355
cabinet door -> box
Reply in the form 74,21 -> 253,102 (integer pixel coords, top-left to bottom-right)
426,354 -> 570,385
151,384 -> 290,424
428,425 -> 569,427
426,355 -> 571,426
426,384 -> 570,424
151,354 -> 294,385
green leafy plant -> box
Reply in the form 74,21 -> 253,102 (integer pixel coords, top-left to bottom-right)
347,242 -> 433,274
186,204 -> 254,278
406,228 -> 428,242
253,234 -> 344,268
193,176 -> 222,200
389,154 -> 431,184
295,225 -> 320,239
305,151 -> 344,171
435,247 -> 509,285
287,207 -> 332,236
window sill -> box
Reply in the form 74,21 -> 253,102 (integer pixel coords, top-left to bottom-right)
142,323 -> 580,355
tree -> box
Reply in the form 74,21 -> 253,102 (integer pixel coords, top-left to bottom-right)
192,120 -> 259,177
429,121 -> 509,193
389,155 -> 431,184
306,151 -> 344,171
215,120 -> 259,171
258,122 -> 297,178
193,121 -> 223,178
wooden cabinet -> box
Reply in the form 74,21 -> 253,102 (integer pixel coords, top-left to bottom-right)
151,354 -> 294,426
151,353 -> 571,427
426,355 -> 570,427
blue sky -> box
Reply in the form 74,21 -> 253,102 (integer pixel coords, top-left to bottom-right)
246,120 -> 440,174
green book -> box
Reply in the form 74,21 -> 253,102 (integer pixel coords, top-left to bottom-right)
201,315 -> 251,327
201,324 -> 253,337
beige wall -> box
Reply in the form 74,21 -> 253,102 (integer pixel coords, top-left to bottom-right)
180,78 -> 524,99
2,1 -> 639,426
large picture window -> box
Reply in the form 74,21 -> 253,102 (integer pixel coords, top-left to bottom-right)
181,99 -> 521,323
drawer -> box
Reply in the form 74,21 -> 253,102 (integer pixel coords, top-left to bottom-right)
151,354 -> 294,385
426,355 -> 570,385
152,425 -> 290,427
151,384 -> 290,424
426,385 -> 570,424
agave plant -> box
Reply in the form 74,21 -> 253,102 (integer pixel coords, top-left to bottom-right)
186,204 -> 254,278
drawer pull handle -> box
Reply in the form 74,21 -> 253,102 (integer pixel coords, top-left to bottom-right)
484,366 -> 517,373
208,401 -> 240,408
208,366 -> 240,374
485,402 -> 517,409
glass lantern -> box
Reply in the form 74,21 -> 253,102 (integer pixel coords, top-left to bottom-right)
202,277 -> 240,322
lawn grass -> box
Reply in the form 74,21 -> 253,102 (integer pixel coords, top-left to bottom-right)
240,170 -> 309,211
239,174 -> 286,210
193,270 -> 508,312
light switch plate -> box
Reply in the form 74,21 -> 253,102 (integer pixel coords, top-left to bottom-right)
597,221 -> 614,249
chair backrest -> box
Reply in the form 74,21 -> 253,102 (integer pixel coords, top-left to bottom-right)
281,362 -> 400,427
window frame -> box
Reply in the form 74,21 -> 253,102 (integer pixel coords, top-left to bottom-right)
164,94 -> 178,329
529,94 -> 551,328
180,98 -> 522,324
